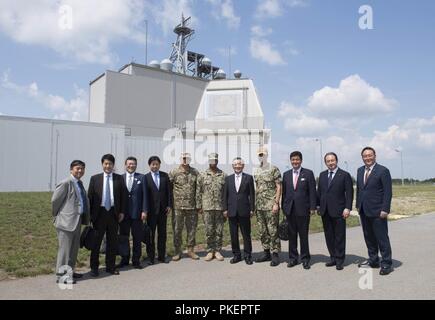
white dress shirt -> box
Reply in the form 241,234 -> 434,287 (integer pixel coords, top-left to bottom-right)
101,173 -> 115,207
126,172 -> 135,192
235,173 -> 242,192
71,174 -> 84,214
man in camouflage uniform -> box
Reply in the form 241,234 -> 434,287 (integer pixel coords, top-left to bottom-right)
253,146 -> 282,266
196,153 -> 227,261
169,152 -> 200,261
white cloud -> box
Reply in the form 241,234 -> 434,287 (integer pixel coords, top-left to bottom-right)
250,37 -> 286,66
206,0 -> 240,29
0,0 -> 149,65
278,102 -> 329,135
255,0 -> 281,18
1,70 -> 88,121
307,74 -> 397,116
251,25 -> 273,37
255,0 -> 308,19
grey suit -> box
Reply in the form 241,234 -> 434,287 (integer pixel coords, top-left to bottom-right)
51,176 -> 90,277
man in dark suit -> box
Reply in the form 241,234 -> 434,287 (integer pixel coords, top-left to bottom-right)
282,151 -> 316,270
88,154 -> 128,276
145,156 -> 172,264
317,152 -> 353,270
223,157 -> 255,265
118,156 -> 148,269
356,147 -> 393,275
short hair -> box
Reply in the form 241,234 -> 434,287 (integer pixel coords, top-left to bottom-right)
148,156 -> 161,165
361,147 -> 376,156
70,160 -> 85,170
324,152 -> 338,162
125,156 -> 137,164
101,154 -> 115,164
290,151 -> 303,160
232,157 -> 244,164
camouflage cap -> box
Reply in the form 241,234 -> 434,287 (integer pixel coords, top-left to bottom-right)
208,153 -> 218,160
257,146 -> 269,155
181,152 -> 191,158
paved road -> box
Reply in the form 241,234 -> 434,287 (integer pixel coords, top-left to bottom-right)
1,213 -> 434,300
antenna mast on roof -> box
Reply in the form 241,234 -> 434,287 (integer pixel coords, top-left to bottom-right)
169,14 -> 194,74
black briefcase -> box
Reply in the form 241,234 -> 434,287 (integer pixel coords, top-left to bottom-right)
80,225 -> 97,251
117,234 -> 130,257
278,216 -> 289,241
142,223 -> 151,246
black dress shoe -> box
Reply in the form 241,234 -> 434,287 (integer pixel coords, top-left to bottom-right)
72,272 -> 83,279
325,261 -> 336,267
158,257 -> 168,263
132,263 -> 143,269
245,255 -> 253,265
106,269 -> 120,275
230,255 -> 242,264
116,262 -> 129,269
302,261 -> 311,270
287,260 -> 298,268
358,260 -> 380,268
270,253 -> 280,267
148,259 -> 155,265
379,266 -> 393,275
255,251 -> 271,263
90,269 -> 99,277
336,265 -> 344,271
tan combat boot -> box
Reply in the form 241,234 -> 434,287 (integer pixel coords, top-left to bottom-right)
172,254 -> 181,261
204,252 -> 214,261
214,251 -> 224,261
187,248 -> 200,260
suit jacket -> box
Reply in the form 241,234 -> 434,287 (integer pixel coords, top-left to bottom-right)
51,176 -> 90,231
87,172 -> 128,223
282,167 -> 317,217
223,172 -> 255,217
317,168 -> 354,218
145,171 -> 173,215
122,172 -> 149,220
356,163 -> 392,217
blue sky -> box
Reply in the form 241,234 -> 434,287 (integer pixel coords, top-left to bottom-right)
1,0 -> 434,179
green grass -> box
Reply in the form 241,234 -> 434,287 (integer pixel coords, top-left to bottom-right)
1,185 -> 433,278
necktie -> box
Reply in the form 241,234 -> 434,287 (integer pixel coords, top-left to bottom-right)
104,175 -> 111,211
364,167 -> 371,185
328,171 -> 333,187
236,174 -> 241,192
154,172 -> 160,189
77,180 -> 87,214
127,174 -> 133,192
293,170 -> 299,190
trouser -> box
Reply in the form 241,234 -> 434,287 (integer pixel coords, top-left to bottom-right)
119,217 -> 144,265
55,217 -> 82,277
203,210 -> 224,252
256,209 -> 281,253
229,214 -> 252,256
360,208 -> 392,268
146,211 -> 168,260
287,207 -> 310,263
322,212 -> 346,265
90,208 -> 118,271
172,209 -> 198,255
